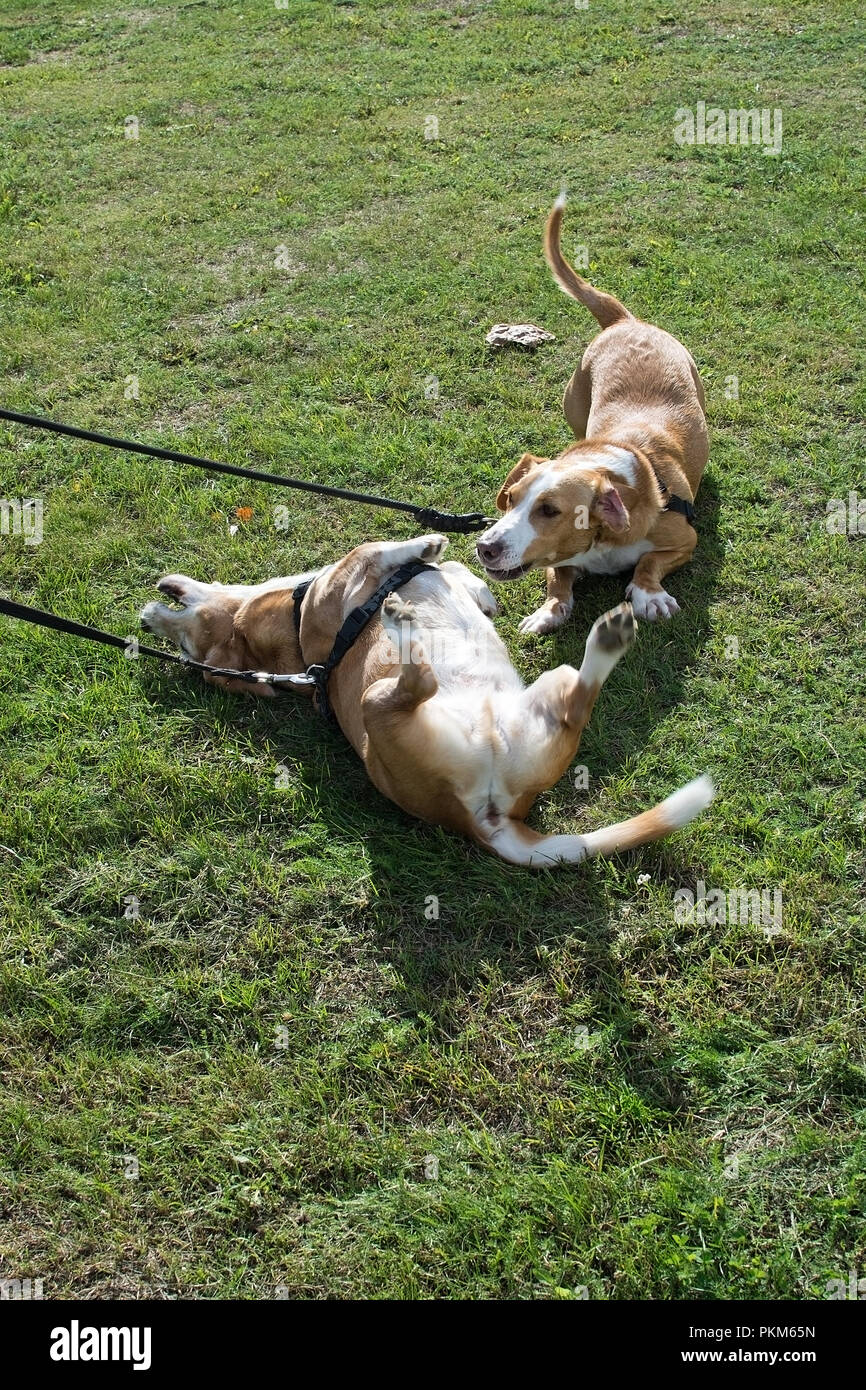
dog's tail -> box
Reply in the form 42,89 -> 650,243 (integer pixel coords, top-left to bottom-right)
483,774 -> 714,867
580,774 -> 714,858
544,193 -> 631,329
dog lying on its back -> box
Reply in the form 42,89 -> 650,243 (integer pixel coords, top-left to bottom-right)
141,532 -> 713,866
476,195 -> 709,632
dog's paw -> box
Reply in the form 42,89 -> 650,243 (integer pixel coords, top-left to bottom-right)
590,601 -> 637,654
518,601 -> 571,636
382,593 -> 416,625
419,534 -> 449,563
625,584 -> 680,621
580,602 -> 636,684
381,592 -> 425,667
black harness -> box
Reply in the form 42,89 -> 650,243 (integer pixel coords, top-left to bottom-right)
291,558 -> 434,724
649,462 -> 696,525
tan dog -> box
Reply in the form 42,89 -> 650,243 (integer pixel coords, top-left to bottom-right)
477,195 -> 709,633
141,533 -> 712,866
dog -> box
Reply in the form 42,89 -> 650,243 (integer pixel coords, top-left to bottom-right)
140,533 -> 712,866
476,194 -> 709,633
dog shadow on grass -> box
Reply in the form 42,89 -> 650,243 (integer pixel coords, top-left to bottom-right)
365,830 -> 701,1116
142,676 -> 700,1116
268,620 -> 715,1114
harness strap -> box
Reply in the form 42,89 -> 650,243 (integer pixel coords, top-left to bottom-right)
648,461 -> 697,525
293,559 -> 434,724
664,492 -> 697,523
292,577 -> 314,639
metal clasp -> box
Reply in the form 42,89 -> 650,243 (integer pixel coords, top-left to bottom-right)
268,670 -> 318,688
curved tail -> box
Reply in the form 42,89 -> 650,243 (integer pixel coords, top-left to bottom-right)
544,193 -> 631,329
484,775 -> 714,867
580,774 -> 714,858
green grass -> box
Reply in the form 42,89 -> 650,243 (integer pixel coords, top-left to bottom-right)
1,0 -> 864,1300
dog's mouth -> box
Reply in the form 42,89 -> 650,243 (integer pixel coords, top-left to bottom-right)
478,559 -> 534,582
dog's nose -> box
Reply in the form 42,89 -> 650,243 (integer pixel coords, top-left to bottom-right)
477,539 -> 504,566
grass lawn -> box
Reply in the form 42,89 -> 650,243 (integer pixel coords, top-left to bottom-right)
0,0 -> 864,1300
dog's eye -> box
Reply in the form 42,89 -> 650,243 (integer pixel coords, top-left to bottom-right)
536,502 -> 560,519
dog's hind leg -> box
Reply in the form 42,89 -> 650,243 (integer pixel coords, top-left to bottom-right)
522,600 -> 637,726
563,361 -> 592,439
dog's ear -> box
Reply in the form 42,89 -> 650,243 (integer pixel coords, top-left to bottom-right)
496,453 -> 544,511
591,481 -> 630,534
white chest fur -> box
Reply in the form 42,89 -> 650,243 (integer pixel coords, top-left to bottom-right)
554,538 -> 654,576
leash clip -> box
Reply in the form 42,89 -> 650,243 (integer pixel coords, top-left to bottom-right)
412,507 -> 494,534
276,669 -> 319,688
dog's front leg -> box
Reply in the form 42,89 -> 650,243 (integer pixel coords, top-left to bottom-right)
343,534 -> 449,605
518,564 -> 579,636
366,594 -> 439,712
626,522 -> 696,621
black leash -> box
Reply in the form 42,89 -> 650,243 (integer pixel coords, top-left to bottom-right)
0,408 -> 493,535
0,559 -> 435,720
0,595 -> 316,690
